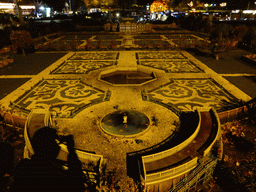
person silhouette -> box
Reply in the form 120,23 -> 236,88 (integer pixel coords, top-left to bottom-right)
11,127 -> 85,192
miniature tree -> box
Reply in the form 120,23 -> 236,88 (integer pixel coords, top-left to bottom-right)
10,30 -> 34,56
209,27 -> 225,60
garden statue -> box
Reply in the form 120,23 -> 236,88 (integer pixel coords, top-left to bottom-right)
123,113 -> 127,124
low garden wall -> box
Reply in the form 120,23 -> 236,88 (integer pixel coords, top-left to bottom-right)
218,99 -> 256,124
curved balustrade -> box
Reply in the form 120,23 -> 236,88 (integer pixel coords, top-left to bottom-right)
142,109 -> 201,163
127,109 -> 199,160
203,108 -> 221,156
140,107 -> 222,189
144,157 -> 198,184
24,109 -> 53,156
59,144 -> 103,163
24,109 -> 103,167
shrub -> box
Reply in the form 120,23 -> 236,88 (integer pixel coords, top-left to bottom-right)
10,30 -> 34,56
232,26 -> 248,41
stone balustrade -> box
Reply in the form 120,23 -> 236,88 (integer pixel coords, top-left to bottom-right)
23,109 -> 104,167
140,107 -> 221,189
144,157 -> 198,184
142,109 -> 201,163
203,108 -> 222,156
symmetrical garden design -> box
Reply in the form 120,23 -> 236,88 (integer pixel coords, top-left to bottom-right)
4,48 -> 238,191
138,60 -> 203,73
52,61 -> 116,74
137,51 -> 187,60
11,79 -> 107,117
69,52 -> 119,60
147,79 -> 237,112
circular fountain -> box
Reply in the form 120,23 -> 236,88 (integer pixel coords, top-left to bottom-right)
100,110 -> 150,137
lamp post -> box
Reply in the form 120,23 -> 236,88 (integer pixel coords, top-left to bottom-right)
116,12 -> 120,22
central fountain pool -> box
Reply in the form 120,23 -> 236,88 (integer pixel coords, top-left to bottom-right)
100,110 -> 150,137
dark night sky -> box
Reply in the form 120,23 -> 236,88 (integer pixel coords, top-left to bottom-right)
43,0 -> 66,11
43,0 -> 254,11
43,0 -> 154,10
137,0 -> 154,5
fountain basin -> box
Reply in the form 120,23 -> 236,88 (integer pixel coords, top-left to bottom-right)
99,68 -> 157,86
100,110 -> 150,137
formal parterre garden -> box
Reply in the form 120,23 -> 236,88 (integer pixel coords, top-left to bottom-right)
0,28 -> 256,191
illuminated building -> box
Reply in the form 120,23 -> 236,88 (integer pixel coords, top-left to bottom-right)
0,2 -> 35,15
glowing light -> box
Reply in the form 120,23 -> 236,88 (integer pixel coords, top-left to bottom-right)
187,1 -> 193,7
243,10 -> 254,14
150,1 -> 168,13
220,2 -> 227,7
46,7 -> 51,17
0,3 -> 35,10
20,5 -> 36,9
0,3 -> 15,9
232,10 -> 240,13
